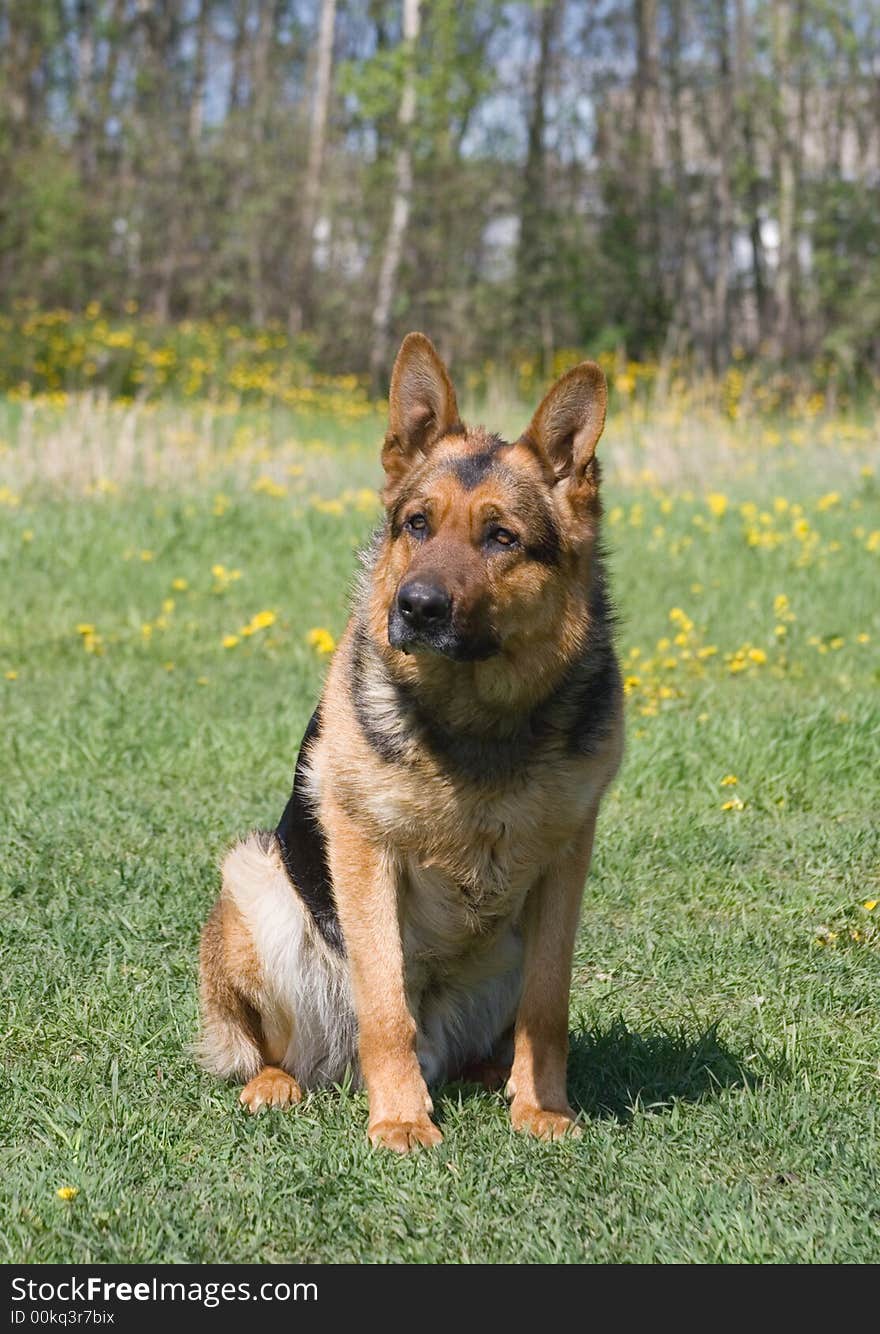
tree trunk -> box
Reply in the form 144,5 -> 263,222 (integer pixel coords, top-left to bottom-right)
369,0 -> 421,391
772,0 -> 799,359
289,0 -> 337,335
246,0 -> 279,325
74,0 -> 97,184
712,0 -> 734,366
229,0 -> 249,113
635,0 -> 661,177
634,0 -> 664,351
514,0 -> 563,355
734,0 -> 767,347
189,0 -> 211,143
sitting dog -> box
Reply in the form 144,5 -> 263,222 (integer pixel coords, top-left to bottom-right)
198,333 -> 623,1151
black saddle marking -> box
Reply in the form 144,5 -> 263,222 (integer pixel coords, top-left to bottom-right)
275,709 -> 345,954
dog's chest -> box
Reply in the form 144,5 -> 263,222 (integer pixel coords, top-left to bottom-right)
399,771 -> 593,959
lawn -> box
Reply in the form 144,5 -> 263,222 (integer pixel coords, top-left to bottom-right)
1,394 -> 878,1263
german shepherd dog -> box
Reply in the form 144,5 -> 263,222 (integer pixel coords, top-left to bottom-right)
199,333 -> 623,1151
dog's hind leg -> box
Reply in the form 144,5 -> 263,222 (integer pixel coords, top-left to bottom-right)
198,833 -> 304,1112
198,830 -> 356,1111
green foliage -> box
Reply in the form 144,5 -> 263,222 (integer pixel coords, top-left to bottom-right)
2,1 -> 877,374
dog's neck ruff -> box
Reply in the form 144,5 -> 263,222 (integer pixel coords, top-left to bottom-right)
350,559 -> 619,787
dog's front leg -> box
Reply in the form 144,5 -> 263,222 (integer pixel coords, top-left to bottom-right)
325,798 -> 441,1153
507,807 -> 598,1140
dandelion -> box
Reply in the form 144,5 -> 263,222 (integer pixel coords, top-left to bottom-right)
856,633 -> 870,644
250,610 -> 276,631
307,627 -> 336,655
222,634 -> 240,649
5,670 -> 18,681
253,476 -> 288,498
22,529 -> 34,543
140,549 -> 154,562
197,676 -> 209,686
171,578 -> 188,591
721,797 -> 744,811
56,1187 -> 78,1201
816,491 -> 840,511
863,901 -> 877,912
720,775 -> 738,786
76,623 -> 95,636
707,492 -> 728,518
747,647 -> 767,664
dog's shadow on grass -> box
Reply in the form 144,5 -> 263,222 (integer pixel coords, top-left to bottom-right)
566,1019 -> 754,1123
446,1018 -> 754,1125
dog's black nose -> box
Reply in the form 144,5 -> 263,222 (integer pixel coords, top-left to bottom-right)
397,580 -> 451,630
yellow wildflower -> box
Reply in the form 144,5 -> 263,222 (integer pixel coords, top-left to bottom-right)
5,670 -> 18,681
307,627 -> 336,655
720,775 -> 738,786
222,634 -> 240,649
721,797 -> 745,811
747,648 -> 767,664
863,901 -> 877,912
171,578 -> 188,591
57,1187 -> 78,1201
707,492 -> 728,518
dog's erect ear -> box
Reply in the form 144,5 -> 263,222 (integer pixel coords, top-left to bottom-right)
520,361 -> 607,489
382,333 -> 461,495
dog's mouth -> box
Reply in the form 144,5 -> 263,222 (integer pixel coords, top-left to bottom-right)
387,607 -> 500,662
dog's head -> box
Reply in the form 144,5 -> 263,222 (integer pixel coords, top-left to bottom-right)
373,332 -> 607,676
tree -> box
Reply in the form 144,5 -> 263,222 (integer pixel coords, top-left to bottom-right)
290,0 -> 338,335
370,0 -> 420,390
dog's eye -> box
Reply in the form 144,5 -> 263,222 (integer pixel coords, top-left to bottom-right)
405,513 -> 428,534
488,527 -> 518,548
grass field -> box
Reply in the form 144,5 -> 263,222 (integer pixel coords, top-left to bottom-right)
1,393 -> 879,1263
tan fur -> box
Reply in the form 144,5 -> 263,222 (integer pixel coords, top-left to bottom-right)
198,334 -> 623,1151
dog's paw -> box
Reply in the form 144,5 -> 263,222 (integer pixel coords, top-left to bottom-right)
239,1067 -> 302,1114
368,1117 -> 443,1153
509,1100 -> 581,1141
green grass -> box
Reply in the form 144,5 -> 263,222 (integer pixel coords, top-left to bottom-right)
1,412 -> 879,1263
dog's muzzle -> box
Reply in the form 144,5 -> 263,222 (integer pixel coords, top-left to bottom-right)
388,578 -> 498,661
